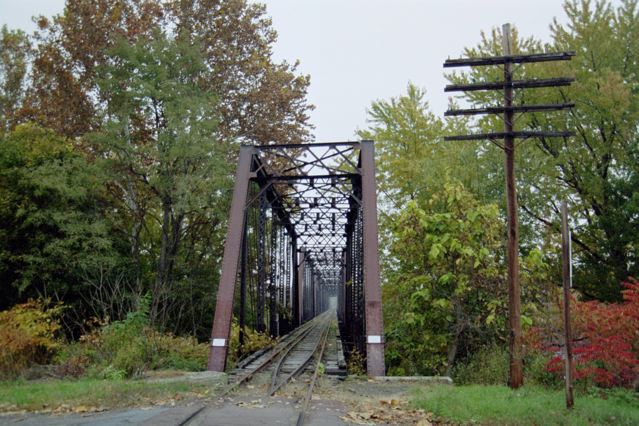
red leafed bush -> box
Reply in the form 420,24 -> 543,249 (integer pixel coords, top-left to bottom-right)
546,278 -> 639,388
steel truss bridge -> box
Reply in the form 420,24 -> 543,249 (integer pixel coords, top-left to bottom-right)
207,141 -> 385,376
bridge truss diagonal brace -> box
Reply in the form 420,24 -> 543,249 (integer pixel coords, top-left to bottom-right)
297,249 -> 306,327
208,145 -> 254,372
360,141 -> 386,376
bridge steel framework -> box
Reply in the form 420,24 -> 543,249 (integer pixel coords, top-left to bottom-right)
207,141 -> 385,376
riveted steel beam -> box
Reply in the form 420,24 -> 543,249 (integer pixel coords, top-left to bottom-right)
360,141 -> 385,376
208,145 -> 254,372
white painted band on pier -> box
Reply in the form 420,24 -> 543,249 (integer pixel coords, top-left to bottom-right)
367,335 -> 382,344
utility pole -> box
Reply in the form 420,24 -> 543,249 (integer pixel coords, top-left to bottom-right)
501,23 -> 523,388
443,23 -> 575,389
561,201 -> 574,408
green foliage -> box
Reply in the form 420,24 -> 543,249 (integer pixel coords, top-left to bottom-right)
0,0 -> 315,371
57,296 -> 208,378
411,384 -> 639,426
0,299 -> 65,379
96,295 -> 152,377
317,362 -> 325,377
525,350 -> 561,388
359,83 -> 481,206
358,83 -> 444,203
92,30 -> 233,329
0,25 -> 30,132
446,0 -> 639,300
383,181 -> 505,375
0,124 -> 120,315
0,0 -> 312,342
452,344 -> 508,385
546,0 -> 639,301
452,344 -> 559,388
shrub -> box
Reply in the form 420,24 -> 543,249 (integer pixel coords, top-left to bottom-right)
451,343 -> 559,387
346,348 -> 366,376
452,344 -> 508,385
147,331 -> 208,371
543,278 -> 639,388
63,294 -> 154,377
525,351 -> 561,388
0,299 -> 65,379
55,353 -> 91,378
56,295 -> 208,378
227,320 -> 274,368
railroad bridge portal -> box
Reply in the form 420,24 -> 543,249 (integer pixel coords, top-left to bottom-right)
207,141 -> 385,376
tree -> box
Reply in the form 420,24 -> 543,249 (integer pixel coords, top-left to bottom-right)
22,0 -> 164,137
169,0 -> 314,145
445,0 -> 639,301
0,124 -> 119,317
539,0 -> 639,300
0,0 -> 314,339
24,0 -> 313,144
360,83 -> 556,375
358,83 -> 481,207
382,182 -> 505,375
7,0 -> 314,336
93,31 -> 232,329
0,25 -> 31,133
358,83 -> 489,278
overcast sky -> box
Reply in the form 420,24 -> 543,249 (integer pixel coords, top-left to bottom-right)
0,0 -> 622,141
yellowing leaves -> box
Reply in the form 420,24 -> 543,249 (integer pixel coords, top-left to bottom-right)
0,299 -> 65,379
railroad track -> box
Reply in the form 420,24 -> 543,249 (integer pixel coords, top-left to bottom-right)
180,311 -> 335,426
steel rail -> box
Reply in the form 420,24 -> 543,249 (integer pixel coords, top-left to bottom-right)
268,312 -> 332,396
217,317 -> 319,398
179,318 -> 324,426
268,335 -> 304,395
267,321 -> 323,395
295,316 -> 332,426
182,313 -> 335,426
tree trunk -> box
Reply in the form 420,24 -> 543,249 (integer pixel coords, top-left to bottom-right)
159,212 -> 184,328
152,198 -> 172,325
445,299 -> 465,377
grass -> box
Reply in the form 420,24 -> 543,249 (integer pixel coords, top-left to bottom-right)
0,377 -> 216,413
411,384 -> 639,425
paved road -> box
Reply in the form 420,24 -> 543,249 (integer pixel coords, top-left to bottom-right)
1,406 -> 166,425
0,377 -> 448,425
0,395 -> 348,426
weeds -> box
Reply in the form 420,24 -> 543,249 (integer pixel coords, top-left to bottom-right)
346,348 -> 366,376
56,295 -> 207,379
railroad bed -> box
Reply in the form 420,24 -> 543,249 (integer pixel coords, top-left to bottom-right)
182,310 -> 346,426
